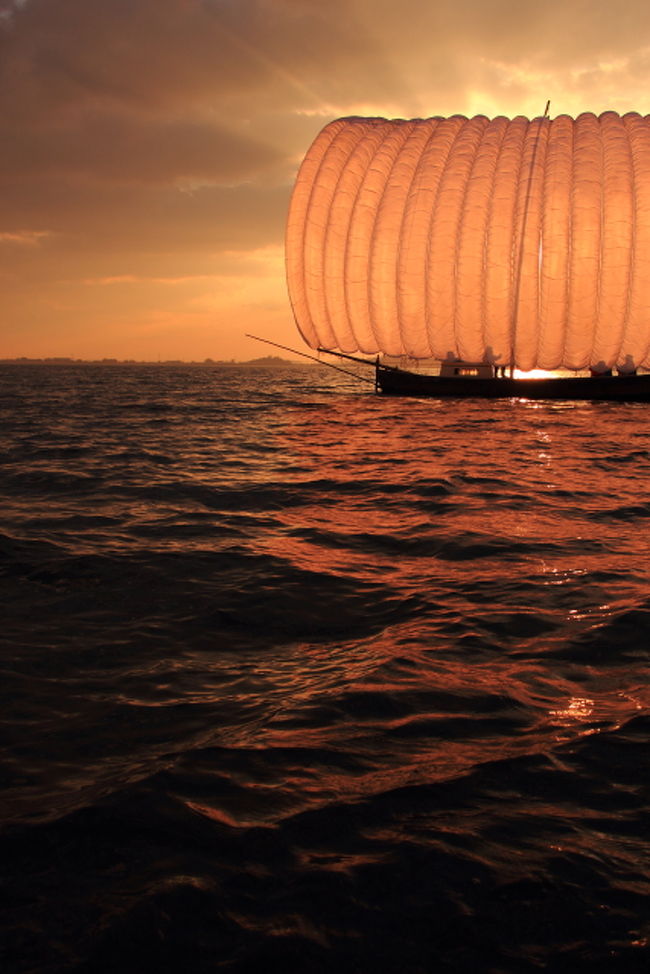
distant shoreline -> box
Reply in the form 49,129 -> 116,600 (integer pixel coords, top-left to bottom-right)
0,355 -> 312,367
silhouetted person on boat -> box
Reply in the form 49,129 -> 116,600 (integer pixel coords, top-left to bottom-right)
590,362 -> 612,377
618,355 -> 637,376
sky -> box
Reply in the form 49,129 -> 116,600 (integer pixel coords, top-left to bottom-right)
4,0 -> 650,361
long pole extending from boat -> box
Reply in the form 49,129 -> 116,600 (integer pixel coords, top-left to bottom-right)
245,334 -> 376,384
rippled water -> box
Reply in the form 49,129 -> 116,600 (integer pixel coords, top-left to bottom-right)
1,363 -> 649,973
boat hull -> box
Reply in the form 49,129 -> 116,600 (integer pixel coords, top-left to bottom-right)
376,366 -> 650,403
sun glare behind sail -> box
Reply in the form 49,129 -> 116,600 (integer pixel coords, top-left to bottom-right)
513,369 -> 558,379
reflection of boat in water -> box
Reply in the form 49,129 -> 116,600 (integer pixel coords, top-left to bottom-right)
285,111 -> 650,403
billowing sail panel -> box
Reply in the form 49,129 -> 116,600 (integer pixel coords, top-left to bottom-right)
285,112 -> 650,371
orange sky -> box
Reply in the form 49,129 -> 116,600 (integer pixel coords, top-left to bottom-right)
3,0 -> 650,361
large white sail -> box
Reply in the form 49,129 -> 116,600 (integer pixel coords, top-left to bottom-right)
285,113 -> 650,372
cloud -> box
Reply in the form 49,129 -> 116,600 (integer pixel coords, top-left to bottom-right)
6,1 -> 650,123
1,112 -> 286,185
0,0 -> 382,119
0,229 -> 52,245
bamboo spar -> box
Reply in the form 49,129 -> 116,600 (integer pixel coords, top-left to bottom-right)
245,334 -> 376,384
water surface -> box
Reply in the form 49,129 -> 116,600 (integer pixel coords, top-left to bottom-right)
1,363 -> 648,972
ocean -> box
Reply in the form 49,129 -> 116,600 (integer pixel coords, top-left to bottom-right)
1,362 -> 648,973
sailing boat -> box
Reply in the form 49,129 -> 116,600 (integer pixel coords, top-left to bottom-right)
285,111 -> 650,402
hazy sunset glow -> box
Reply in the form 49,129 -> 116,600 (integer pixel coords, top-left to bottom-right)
4,0 -> 650,361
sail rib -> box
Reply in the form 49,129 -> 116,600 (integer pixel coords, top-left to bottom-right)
454,115 -> 494,363
286,119 -> 345,349
624,113 -> 650,369
592,112 -> 633,368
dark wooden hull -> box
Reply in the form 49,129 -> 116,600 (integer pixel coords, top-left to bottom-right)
376,365 -> 650,402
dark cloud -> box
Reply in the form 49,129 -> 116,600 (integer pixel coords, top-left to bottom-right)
0,0 -> 389,120
1,112 -> 285,185
0,0 -> 262,119
3,177 -> 288,258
